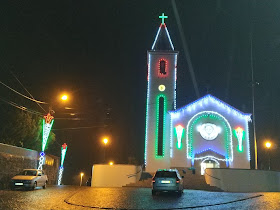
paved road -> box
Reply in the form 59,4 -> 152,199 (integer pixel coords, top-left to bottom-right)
0,186 -> 279,209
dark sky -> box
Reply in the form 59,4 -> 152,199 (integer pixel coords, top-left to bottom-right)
1,1 -> 280,182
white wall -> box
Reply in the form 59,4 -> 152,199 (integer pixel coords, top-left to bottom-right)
205,168 -> 280,192
91,164 -> 142,187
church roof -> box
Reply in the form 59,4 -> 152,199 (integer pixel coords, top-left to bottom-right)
151,23 -> 174,51
169,94 -> 252,122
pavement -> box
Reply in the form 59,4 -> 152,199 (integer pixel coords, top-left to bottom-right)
0,185 -> 279,210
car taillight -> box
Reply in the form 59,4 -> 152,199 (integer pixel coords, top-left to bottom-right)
176,178 -> 180,183
152,177 -> 155,183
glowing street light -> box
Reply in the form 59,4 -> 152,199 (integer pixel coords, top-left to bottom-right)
103,138 -> 108,145
61,94 -> 68,101
265,141 -> 272,170
109,161 -> 114,166
102,138 -> 109,163
265,142 -> 271,149
80,172 -> 84,186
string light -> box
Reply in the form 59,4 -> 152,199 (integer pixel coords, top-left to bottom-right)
144,54 -> 151,165
151,21 -> 174,51
155,94 -> 166,158
175,125 -> 184,149
186,111 -> 233,163
170,94 -> 251,122
234,127 -> 244,152
57,166 -> 64,185
158,59 -> 168,77
246,121 -> 251,161
195,148 -> 225,157
38,113 -> 54,170
57,143 -> 68,185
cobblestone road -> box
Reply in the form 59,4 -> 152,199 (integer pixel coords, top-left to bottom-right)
0,186 -> 279,209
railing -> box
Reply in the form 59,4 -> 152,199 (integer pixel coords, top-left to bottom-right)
127,167 -> 142,179
204,170 -> 221,180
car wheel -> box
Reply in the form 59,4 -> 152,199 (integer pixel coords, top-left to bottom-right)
32,182 -> 37,190
152,190 -> 157,196
43,182 -> 47,189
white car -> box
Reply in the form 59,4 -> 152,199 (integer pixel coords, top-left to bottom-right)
10,169 -> 48,190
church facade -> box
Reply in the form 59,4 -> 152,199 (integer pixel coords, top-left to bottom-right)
144,15 -> 251,173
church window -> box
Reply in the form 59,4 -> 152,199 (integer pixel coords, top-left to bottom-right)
158,59 -> 167,75
157,96 -> 164,156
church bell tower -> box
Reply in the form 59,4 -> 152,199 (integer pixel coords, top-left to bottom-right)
145,13 -> 178,172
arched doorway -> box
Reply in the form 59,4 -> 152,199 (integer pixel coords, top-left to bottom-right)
200,158 -> 220,175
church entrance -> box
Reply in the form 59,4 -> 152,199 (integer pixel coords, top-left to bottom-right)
200,158 -> 220,175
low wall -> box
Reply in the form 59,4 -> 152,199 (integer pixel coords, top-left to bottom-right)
205,168 -> 280,192
91,164 -> 142,187
0,143 -> 59,188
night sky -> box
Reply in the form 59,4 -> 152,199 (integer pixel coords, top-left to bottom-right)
1,1 -> 280,183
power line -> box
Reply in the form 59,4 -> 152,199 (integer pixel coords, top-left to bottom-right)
0,80 -> 48,104
52,125 -> 106,131
9,70 -> 47,113
0,97 -> 44,116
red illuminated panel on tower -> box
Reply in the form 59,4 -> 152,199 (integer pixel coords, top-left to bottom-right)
158,58 -> 168,77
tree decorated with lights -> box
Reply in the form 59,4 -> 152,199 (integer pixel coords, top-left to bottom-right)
57,143 -> 68,185
38,113 -> 54,170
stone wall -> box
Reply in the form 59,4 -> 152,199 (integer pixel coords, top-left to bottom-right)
0,143 -> 59,189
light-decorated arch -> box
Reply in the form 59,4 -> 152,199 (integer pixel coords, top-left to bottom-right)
186,111 -> 233,163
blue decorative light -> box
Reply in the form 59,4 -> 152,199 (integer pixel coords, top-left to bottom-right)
151,23 -> 174,51
144,54 -> 151,165
195,148 -> 225,157
170,94 -> 251,122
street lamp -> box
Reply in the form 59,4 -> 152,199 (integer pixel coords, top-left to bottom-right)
103,138 -> 108,145
109,161 -> 114,166
265,141 -> 272,170
102,138 -> 109,163
80,172 -> 84,186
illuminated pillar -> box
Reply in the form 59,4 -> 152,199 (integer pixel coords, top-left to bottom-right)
38,113 -> 54,170
57,143 -> 68,185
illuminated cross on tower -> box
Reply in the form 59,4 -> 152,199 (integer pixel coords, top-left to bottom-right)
159,13 -> 168,24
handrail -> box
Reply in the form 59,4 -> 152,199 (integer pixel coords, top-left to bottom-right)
204,171 -> 221,181
127,167 -> 142,178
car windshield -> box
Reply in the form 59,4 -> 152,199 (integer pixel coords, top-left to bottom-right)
155,171 -> 177,178
18,170 -> 37,176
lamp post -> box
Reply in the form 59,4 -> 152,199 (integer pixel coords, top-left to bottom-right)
80,172 -> 84,186
103,138 -> 109,163
265,141 -> 272,170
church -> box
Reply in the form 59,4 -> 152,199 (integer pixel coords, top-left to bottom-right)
144,14 -> 251,174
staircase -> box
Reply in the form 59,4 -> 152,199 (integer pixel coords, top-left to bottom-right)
175,167 -> 223,191
123,168 -> 223,191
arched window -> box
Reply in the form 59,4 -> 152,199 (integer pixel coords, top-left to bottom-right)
157,97 -> 164,156
159,60 -> 166,75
